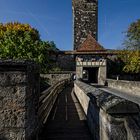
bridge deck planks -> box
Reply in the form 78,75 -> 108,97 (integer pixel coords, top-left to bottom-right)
39,84 -> 92,140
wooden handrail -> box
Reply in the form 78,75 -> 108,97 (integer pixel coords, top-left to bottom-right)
39,78 -> 71,124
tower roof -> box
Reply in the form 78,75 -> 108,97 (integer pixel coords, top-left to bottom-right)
76,34 -> 105,52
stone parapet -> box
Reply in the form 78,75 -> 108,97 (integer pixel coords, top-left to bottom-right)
0,60 -> 40,140
74,80 -> 140,140
107,79 -> 140,95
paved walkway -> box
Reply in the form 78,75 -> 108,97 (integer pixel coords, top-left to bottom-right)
39,84 -> 92,140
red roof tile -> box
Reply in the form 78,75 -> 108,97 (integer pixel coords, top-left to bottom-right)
77,34 -> 105,52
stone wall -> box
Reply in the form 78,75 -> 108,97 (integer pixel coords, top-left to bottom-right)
108,74 -> 140,81
0,60 -> 40,140
74,80 -> 140,140
56,54 -> 75,71
72,0 -> 98,50
41,72 -> 73,85
107,79 -> 140,95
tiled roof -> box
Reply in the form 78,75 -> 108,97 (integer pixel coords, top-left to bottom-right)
77,34 -> 105,52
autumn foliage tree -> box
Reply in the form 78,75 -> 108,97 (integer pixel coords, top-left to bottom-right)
0,22 -> 57,72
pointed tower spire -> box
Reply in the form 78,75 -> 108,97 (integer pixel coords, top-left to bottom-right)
77,34 -> 104,52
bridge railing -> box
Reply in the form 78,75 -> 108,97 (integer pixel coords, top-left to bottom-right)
38,78 -> 71,125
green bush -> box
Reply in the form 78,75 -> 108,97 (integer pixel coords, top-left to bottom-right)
0,22 -> 57,72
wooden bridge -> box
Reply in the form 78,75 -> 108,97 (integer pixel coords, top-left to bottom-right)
38,78 -> 140,140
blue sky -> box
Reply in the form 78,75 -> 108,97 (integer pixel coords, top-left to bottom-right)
0,0 -> 140,50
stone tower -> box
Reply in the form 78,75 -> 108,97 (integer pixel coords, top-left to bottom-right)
72,0 -> 98,50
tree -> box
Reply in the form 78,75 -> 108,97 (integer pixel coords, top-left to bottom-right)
0,22 -> 57,72
124,19 -> 140,50
119,50 -> 140,74
120,19 -> 140,74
